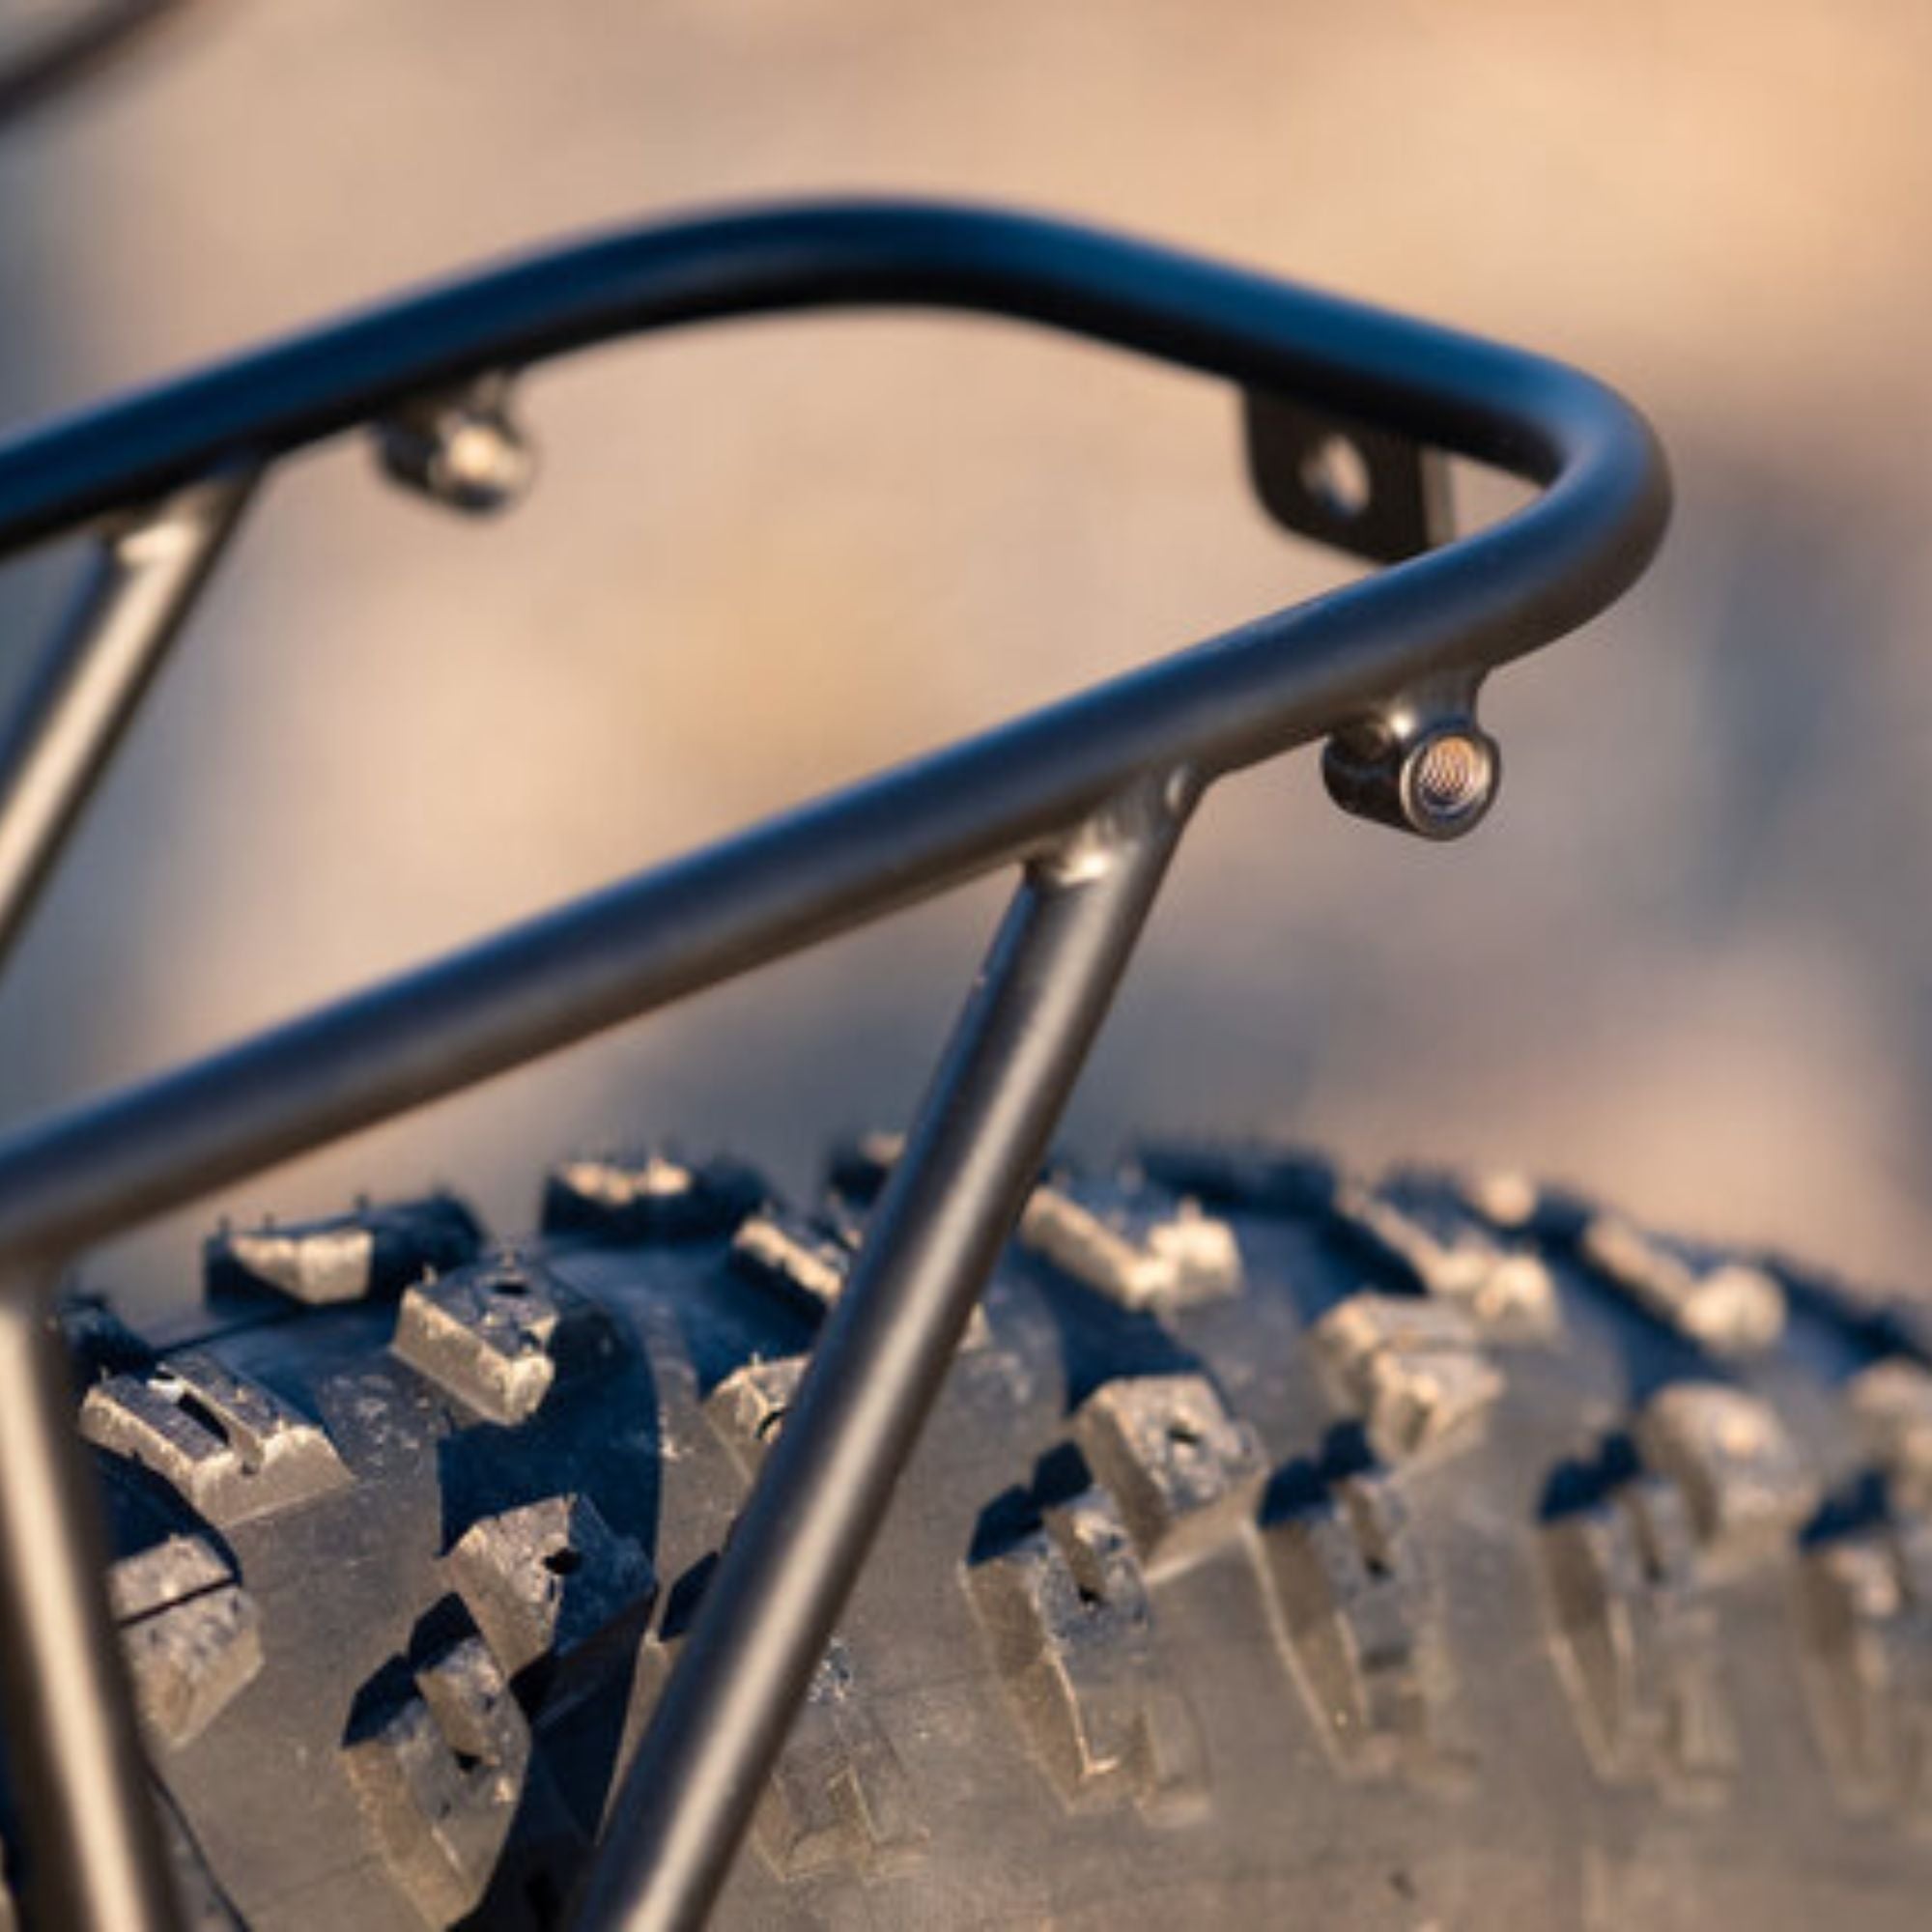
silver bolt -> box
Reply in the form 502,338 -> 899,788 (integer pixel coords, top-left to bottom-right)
1398,724 -> 1498,838
377,380 -> 535,515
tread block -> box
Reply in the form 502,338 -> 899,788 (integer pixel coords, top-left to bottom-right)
731,1204 -> 990,1348
1453,1168 -> 1545,1233
204,1193 -> 483,1307
1577,1214 -> 1785,1355
107,1531 -> 231,1623
1072,1375 -> 1267,1577
123,1584 -> 262,1753
1136,1138 -> 1337,1216
542,1150 -> 765,1244
729,1206 -> 855,1318
391,1247 -> 620,1426
443,1493 -> 657,1708
110,1534 -> 262,1749
1850,1359 -> 1932,1514
704,1353 -> 810,1478
345,1634 -> 553,1924
751,1640 -> 926,1880
1634,1382 -> 1819,1572
966,1488 -> 1207,1817
1312,1293 -> 1502,1463
81,1351 -> 352,1527
57,1290 -> 154,1385
1018,1174 -> 1242,1314
824,1129 -> 906,1208
1256,1471 -> 1460,1779
1542,1475 -> 1737,1799
622,1627 -> 925,1883
1797,1517 -> 1932,1817
1331,1180 -> 1560,1342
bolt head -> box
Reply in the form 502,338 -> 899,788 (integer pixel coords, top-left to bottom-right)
429,411 -> 535,513
376,393 -> 536,515
1397,724 -> 1499,838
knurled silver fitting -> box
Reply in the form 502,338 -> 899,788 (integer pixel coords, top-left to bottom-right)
375,373 -> 535,515
1321,688 -> 1500,840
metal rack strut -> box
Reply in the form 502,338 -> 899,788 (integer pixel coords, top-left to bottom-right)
0,201 -> 1666,1929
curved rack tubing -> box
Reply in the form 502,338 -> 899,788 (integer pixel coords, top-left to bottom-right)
0,202 -> 1666,1930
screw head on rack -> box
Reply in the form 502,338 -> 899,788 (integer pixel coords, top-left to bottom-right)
1321,711 -> 1500,841
1398,724 -> 1498,838
376,380 -> 535,515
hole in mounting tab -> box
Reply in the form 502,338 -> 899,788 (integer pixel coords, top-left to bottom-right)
1297,434 -> 1372,521
1243,389 -> 1451,563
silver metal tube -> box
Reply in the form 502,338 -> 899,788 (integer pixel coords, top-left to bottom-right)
0,473 -> 252,1931
576,775 -> 1194,1932
0,1280 -> 183,1931
0,472 -> 253,976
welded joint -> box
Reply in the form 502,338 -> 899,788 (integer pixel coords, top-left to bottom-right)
100,469 -> 259,569
1031,768 -> 1203,891
1321,675 -> 1500,841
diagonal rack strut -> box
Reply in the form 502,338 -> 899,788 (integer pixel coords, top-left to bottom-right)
579,781 -> 1191,1931
0,201 -> 1667,1930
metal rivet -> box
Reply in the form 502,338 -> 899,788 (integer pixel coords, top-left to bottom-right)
1399,726 -> 1497,838
376,378 -> 535,515
1322,706 -> 1500,841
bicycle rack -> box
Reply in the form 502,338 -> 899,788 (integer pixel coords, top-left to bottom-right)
0,200 -> 1667,1929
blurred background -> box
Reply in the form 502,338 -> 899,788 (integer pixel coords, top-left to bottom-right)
0,0 -> 1927,1320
